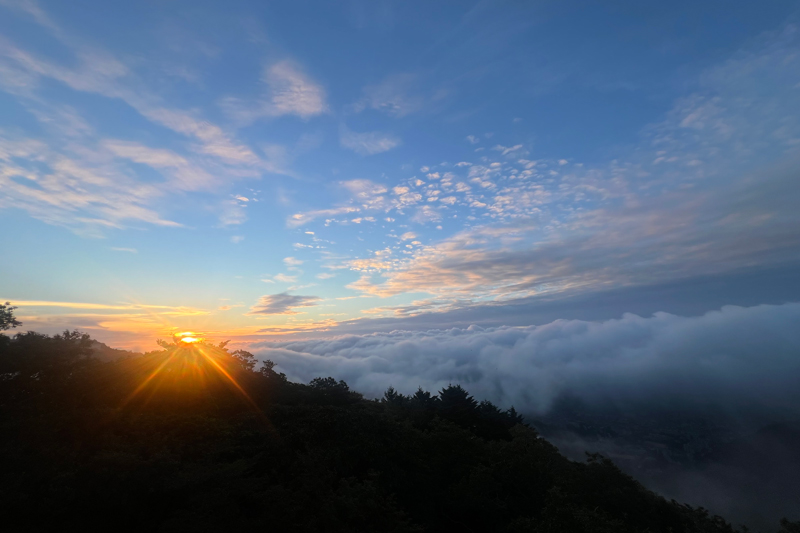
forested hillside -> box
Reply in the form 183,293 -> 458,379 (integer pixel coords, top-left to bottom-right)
0,322 -> 797,531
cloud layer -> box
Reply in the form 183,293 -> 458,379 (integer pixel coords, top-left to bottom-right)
253,303 -> 800,418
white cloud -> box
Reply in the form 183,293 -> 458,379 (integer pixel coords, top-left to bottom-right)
253,303 -> 800,416
287,206 -> 359,228
221,60 -> 327,123
111,247 -> 137,253
340,125 -> 401,155
411,205 -> 442,224
218,199 -> 247,226
341,179 -> 388,207
0,11 -> 288,234
0,136 -> 183,235
263,60 -> 328,118
492,144 -> 523,156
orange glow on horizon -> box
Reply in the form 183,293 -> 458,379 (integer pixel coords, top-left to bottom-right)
175,331 -> 203,344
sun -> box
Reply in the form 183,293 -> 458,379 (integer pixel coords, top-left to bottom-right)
175,331 -> 203,344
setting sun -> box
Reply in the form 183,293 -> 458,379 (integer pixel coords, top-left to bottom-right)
175,332 -> 203,344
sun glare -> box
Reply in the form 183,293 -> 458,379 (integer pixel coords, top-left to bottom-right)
175,331 -> 203,344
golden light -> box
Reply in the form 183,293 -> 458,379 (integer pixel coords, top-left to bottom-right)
121,332 -> 261,415
174,331 -> 204,344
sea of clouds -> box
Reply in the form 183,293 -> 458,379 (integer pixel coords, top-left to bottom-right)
252,303 -> 800,418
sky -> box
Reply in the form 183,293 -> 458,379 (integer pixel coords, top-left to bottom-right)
2,0 -> 800,380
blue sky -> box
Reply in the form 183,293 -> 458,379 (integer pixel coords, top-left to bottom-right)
1,0 -> 800,350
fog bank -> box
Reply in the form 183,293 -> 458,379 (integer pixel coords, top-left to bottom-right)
253,303 -> 800,418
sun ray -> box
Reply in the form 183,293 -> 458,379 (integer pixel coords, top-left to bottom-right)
121,348 -> 179,407
196,345 -> 259,409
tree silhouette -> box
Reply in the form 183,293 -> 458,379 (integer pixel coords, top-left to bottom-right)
259,358 -> 287,382
231,349 -> 257,371
0,301 -> 21,331
309,376 -> 361,404
507,406 -> 524,425
438,384 -> 478,428
410,387 -> 437,409
382,386 -> 408,406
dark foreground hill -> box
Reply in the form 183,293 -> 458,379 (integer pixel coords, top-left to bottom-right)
0,330 -> 797,532
531,399 -> 800,530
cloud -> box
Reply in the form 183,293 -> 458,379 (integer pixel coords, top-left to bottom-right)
0,30 -> 261,167
287,178 -> 427,229
248,292 -> 322,315
353,73 -> 422,117
0,0 -> 58,30
265,61 -> 328,118
283,256 -> 303,266
230,235 -> 244,243
340,125 -> 401,155
492,144 -> 523,155
252,303 -> 800,417
410,205 -> 442,224
221,60 -> 327,123
6,297 -> 212,350
287,206 -> 360,228
341,179 -> 388,207
218,199 -> 248,226
332,29 -> 800,305
346,152 -> 800,300
274,26 -> 800,310
4,299 -> 207,313
111,247 -> 137,253
103,140 -> 218,190
0,135 -> 184,235
0,8 -> 289,234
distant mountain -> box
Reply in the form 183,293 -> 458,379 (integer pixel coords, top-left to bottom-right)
89,340 -> 140,362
